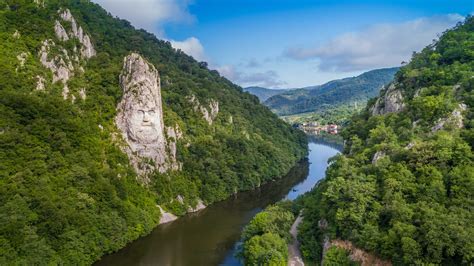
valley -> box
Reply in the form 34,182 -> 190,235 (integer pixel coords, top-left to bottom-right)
0,1 -> 472,266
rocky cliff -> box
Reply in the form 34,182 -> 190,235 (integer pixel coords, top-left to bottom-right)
115,53 -> 180,180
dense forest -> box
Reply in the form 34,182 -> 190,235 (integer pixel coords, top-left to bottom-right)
0,0 -> 307,264
239,201 -> 296,265
264,67 -> 398,116
298,17 -> 474,265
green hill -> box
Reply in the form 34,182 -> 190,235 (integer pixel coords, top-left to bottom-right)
298,17 -> 474,265
264,67 -> 399,116
0,0 -> 307,264
243,86 -> 291,102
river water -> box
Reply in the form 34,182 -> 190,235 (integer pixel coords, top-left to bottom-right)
96,141 -> 340,266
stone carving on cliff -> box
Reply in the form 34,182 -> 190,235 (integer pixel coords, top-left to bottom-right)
115,53 -> 181,180
188,95 -> 219,125
371,83 -> 405,115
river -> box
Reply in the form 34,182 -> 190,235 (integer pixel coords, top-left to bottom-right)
96,141 -> 340,266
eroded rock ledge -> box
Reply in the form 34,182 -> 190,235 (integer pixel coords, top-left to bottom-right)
37,8 -> 95,99
371,83 -> 405,115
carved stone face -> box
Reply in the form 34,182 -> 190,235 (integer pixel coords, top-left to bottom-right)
126,99 -> 162,144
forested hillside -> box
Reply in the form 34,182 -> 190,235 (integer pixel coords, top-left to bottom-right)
265,67 -> 398,116
0,0 -> 307,264
298,17 -> 474,265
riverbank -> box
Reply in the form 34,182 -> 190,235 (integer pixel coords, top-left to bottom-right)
97,142 -> 339,266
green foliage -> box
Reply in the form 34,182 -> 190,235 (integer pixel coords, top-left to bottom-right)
299,16 -> 474,265
0,0 -> 307,264
240,202 -> 295,265
323,247 -> 354,266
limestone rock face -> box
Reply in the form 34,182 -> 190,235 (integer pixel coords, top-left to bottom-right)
58,9 -> 96,59
54,20 -> 69,41
116,53 -> 181,179
372,151 -> 386,165
371,83 -> 405,115
157,206 -> 178,224
188,95 -> 219,125
431,103 -> 467,132
39,39 -> 74,98
187,200 -> 206,213
36,76 -> 46,91
38,9 -> 96,99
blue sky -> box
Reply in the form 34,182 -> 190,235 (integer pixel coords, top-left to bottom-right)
94,0 -> 473,88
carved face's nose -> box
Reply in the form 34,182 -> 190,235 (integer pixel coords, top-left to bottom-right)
143,111 -> 151,123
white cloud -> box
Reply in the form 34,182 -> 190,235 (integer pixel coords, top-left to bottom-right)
285,14 -> 464,72
215,65 -> 286,88
170,37 -> 207,61
92,0 -> 210,61
92,0 -> 194,35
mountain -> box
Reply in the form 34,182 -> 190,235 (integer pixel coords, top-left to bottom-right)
0,0 -> 307,264
243,86 -> 290,102
298,17 -> 474,265
264,67 -> 399,115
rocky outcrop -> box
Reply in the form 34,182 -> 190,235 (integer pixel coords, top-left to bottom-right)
372,151 -> 386,165
115,53 -> 181,180
33,0 -> 44,7
188,200 -> 206,213
371,83 -> 405,115
188,95 -> 219,125
38,9 -> 96,99
58,9 -> 96,58
16,52 -> 28,71
39,39 -> 74,98
323,240 -> 392,266
158,206 -> 178,224
79,88 -> 86,100
431,103 -> 467,132
54,20 -> 69,41
36,76 -> 46,91
13,30 -> 20,39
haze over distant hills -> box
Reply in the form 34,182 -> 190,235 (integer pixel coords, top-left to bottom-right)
245,67 -> 399,116
243,86 -> 290,102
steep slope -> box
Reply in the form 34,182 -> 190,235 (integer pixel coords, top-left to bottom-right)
265,67 -> 399,115
0,0 -> 307,264
243,86 -> 290,102
298,17 -> 474,265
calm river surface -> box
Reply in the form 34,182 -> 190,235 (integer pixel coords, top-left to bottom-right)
96,141 -> 340,266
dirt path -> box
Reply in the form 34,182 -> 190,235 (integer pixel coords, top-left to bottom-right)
288,214 -> 305,266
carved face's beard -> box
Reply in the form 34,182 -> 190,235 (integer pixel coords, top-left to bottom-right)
126,108 -> 161,144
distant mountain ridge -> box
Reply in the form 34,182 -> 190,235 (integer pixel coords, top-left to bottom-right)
245,67 -> 399,116
243,86 -> 290,102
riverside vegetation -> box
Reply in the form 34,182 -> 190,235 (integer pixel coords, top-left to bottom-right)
298,16 -> 474,265
0,0 -> 307,264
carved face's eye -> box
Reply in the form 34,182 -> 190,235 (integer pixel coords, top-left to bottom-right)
148,110 -> 155,115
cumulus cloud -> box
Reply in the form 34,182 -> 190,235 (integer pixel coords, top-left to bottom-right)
92,0 -> 194,35
170,37 -> 207,61
216,65 -> 286,88
284,14 -> 464,72
93,0 -> 210,61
